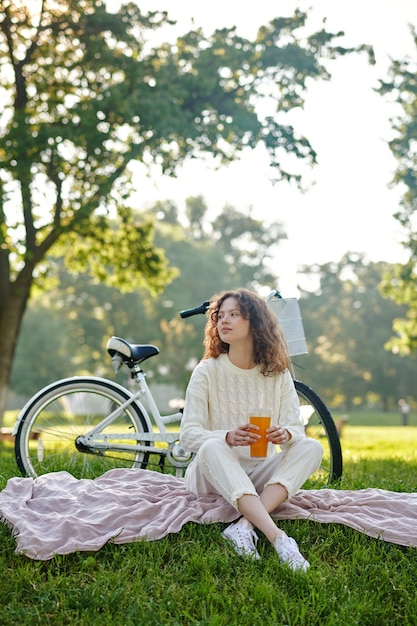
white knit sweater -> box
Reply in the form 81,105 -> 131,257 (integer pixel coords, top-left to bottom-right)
180,353 -> 306,461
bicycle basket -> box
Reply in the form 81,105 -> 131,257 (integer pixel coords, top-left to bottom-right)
267,298 -> 308,357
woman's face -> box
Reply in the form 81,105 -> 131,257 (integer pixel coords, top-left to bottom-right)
217,297 -> 252,346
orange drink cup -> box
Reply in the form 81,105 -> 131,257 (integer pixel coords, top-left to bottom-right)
249,410 -> 272,457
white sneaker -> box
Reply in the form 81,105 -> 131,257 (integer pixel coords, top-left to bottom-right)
274,533 -> 310,572
222,521 -> 261,560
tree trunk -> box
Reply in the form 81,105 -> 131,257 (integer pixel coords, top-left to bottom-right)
0,277 -> 32,428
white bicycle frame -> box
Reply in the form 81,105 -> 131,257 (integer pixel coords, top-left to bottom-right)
75,370 -> 185,456
13,367 -> 193,475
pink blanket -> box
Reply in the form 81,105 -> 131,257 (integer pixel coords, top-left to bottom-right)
0,468 -> 416,560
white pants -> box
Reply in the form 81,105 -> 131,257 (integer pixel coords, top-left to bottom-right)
185,438 -> 323,510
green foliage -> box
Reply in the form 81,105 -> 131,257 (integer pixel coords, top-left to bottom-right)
0,0 -> 372,278
377,28 -> 417,352
11,246 -> 417,415
11,197 -> 285,396
379,260 -> 417,356
10,265 -> 147,396
57,210 -> 178,293
295,254 -> 415,411
0,0 -> 372,422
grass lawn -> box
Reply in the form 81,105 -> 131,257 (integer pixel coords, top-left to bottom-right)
1,420 -> 417,625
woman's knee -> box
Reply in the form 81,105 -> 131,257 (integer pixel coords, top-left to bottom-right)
198,437 -> 231,463
293,437 -> 324,463
305,437 -> 324,466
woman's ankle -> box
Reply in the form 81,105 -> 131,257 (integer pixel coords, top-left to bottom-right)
236,517 -> 254,530
270,529 -> 287,544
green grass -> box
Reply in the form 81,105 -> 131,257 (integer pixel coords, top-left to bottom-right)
333,408 -> 417,427
1,422 -> 417,625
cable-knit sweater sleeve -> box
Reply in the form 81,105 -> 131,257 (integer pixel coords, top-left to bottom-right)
180,360 -> 229,452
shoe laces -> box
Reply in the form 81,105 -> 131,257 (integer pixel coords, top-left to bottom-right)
223,523 -> 260,558
234,525 -> 258,551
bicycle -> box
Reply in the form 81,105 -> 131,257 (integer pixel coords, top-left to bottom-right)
13,292 -> 342,486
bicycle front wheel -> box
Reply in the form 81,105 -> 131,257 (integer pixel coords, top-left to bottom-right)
294,380 -> 342,486
15,377 -> 150,479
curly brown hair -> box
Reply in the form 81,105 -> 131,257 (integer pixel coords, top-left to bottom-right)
202,288 -> 290,376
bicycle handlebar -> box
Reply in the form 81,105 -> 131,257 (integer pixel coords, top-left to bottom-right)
180,301 -> 210,318
180,290 -> 283,319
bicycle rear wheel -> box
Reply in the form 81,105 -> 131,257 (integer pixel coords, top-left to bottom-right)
15,377 -> 150,479
294,380 -> 342,486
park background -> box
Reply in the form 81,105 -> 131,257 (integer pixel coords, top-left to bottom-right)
1,2 -> 417,624
3,0 -> 417,424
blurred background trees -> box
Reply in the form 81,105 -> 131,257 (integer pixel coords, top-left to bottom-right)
377,28 -> 417,355
0,0 -> 368,424
10,204 -> 416,415
2,1 -> 417,424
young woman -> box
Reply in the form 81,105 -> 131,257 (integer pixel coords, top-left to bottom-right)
180,288 -> 323,571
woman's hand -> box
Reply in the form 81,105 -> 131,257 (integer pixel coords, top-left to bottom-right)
266,425 -> 291,445
225,424 -> 259,447
225,424 -> 292,447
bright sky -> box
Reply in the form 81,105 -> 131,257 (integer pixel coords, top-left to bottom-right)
122,0 -> 417,295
